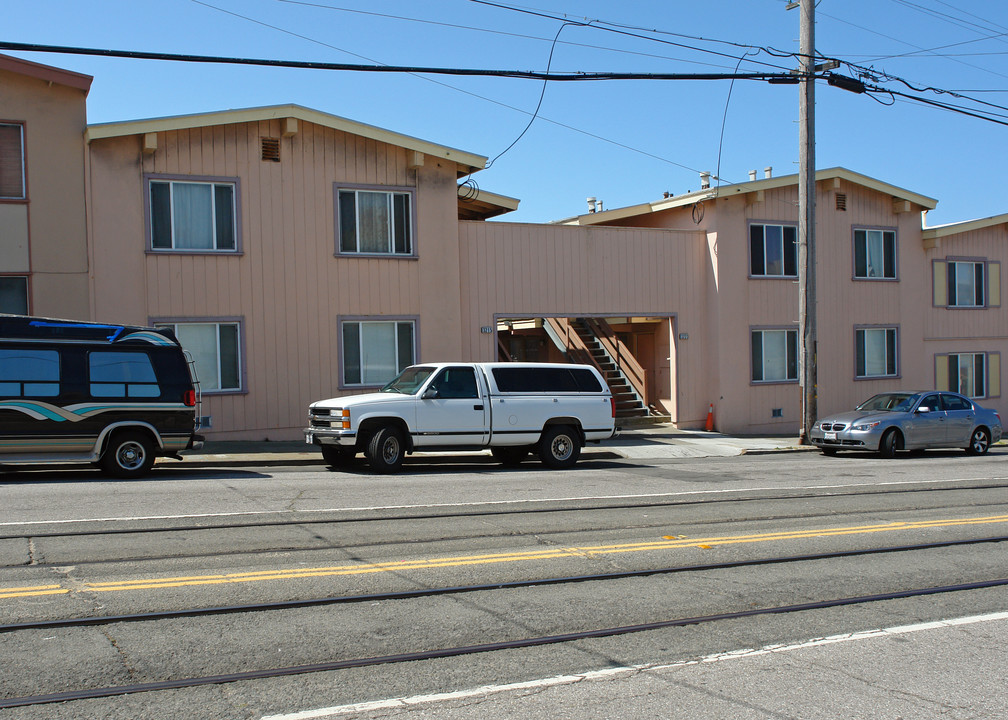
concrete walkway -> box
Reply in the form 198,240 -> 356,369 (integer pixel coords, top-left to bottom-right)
178,427 -> 812,468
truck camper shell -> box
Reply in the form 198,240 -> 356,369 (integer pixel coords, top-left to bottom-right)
0,314 -> 203,477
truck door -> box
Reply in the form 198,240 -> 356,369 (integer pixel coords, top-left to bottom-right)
414,366 -> 489,447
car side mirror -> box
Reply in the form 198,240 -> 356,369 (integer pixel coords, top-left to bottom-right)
915,406 -> 930,414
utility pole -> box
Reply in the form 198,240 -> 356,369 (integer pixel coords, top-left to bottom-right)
797,0 -> 817,444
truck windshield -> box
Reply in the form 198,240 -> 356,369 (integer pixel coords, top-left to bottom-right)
380,366 -> 435,394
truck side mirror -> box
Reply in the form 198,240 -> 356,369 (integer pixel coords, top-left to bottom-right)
422,388 -> 438,400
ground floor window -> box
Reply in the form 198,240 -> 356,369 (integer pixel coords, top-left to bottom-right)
751,328 -> 797,383
342,319 -> 415,387
156,320 -> 241,392
856,327 -> 898,378
0,276 -> 28,314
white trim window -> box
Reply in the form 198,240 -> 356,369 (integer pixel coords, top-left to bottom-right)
337,188 -> 412,255
949,353 -> 985,398
749,223 -> 797,277
853,229 -> 896,279
0,122 -> 25,199
947,261 -> 984,307
157,321 -> 241,392
0,276 -> 28,314
751,329 -> 798,383
150,179 -> 237,251
856,327 -> 898,378
342,320 -> 415,386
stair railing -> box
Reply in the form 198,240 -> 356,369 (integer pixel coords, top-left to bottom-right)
543,316 -> 597,369
582,317 -> 649,408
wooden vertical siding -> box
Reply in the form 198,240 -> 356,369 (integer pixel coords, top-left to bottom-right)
89,118 -> 462,440
457,221 -> 709,424
923,223 -> 1008,418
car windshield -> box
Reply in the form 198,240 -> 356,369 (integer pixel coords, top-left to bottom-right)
856,392 -> 919,412
380,366 -> 435,394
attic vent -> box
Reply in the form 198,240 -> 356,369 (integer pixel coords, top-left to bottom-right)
835,193 -> 847,211
261,137 -> 280,162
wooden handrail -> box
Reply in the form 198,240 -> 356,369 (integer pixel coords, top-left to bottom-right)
543,316 -> 597,369
583,317 -> 648,404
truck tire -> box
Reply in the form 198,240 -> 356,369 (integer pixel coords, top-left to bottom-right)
491,446 -> 529,466
538,425 -> 581,469
101,430 -> 156,478
320,445 -> 354,468
367,426 -> 405,473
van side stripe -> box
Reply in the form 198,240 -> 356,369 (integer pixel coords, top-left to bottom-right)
0,400 -> 188,422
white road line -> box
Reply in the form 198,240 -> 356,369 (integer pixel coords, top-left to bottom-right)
260,611 -> 1008,720
0,477 -> 1000,527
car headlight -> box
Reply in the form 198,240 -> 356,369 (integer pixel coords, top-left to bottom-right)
852,421 -> 881,431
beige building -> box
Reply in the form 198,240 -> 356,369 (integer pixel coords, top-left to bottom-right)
3,56 -> 1006,439
0,54 -> 92,317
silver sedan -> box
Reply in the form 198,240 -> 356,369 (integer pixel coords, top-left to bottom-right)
809,391 -> 1002,457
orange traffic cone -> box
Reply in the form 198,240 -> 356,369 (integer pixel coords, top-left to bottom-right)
705,403 -> 714,432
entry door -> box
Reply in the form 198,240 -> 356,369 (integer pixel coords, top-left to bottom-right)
414,367 -> 488,447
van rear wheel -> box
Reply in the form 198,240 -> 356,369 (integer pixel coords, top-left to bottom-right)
538,425 -> 581,469
101,431 -> 156,478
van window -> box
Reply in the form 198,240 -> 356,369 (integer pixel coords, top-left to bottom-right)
0,348 -> 60,397
89,352 -> 161,398
492,366 -> 603,393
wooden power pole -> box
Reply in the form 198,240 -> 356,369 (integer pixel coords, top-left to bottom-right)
797,0 -> 817,443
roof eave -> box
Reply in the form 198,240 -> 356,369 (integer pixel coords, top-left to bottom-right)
85,104 -> 487,175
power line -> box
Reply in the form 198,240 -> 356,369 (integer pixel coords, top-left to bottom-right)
0,41 -> 800,82
275,0 -> 756,73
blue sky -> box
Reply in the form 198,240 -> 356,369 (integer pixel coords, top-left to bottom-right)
6,1 -> 1006,225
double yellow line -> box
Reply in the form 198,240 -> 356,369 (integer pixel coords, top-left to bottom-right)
4,514 -> 1007,599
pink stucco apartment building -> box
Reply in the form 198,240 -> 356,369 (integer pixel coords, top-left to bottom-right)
2,54 -> 1006,439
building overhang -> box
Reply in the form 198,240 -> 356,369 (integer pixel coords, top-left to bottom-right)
0,53 -> 92,93
559,167 -> 938,226
458,188 -> 520,220
85,104 -> 488,177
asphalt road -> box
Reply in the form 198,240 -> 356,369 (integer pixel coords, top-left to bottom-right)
1,450 -> 1006,719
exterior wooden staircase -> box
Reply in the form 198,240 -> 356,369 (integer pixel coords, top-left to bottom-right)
544,317 -> 652,419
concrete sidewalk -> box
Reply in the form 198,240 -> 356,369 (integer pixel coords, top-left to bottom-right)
177,427 -> 812,468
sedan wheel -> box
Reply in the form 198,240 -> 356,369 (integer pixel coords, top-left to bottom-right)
879,428 -> 901,458
966,428 -> 990,455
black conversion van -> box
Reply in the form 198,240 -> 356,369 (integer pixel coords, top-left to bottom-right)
0,314 -> 203,477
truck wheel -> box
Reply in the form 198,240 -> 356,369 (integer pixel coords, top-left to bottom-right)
320,445 -> 354,468
101,431 -> 156,478
538,425 -> 581,469
491,447 -> 529,466
367,426 -> 405,473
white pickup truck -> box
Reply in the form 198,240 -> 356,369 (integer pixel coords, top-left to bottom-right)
304,362 -> 616,472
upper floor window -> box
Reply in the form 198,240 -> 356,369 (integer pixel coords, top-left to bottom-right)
149,178 -> 237,252
853,229 -> 896,279
749,223 -> 797,277
0,123 -> 25,200
156,320 -> 242,392
337,188 -> 413,256
751,328 -> 798,383
933,258 -> 1000,309
856,327 -> 898,378
0,276 -> 28,314
342,319 -> 415,387
948,261 -> 985,307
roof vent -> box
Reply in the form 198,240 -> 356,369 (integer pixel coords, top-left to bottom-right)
764,166 -> 773,179
749,170 -> 757,181
586,197 -> 597,213
261,137 -> 280,162
835,193 -> 847,211
700,172 -> 711,190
